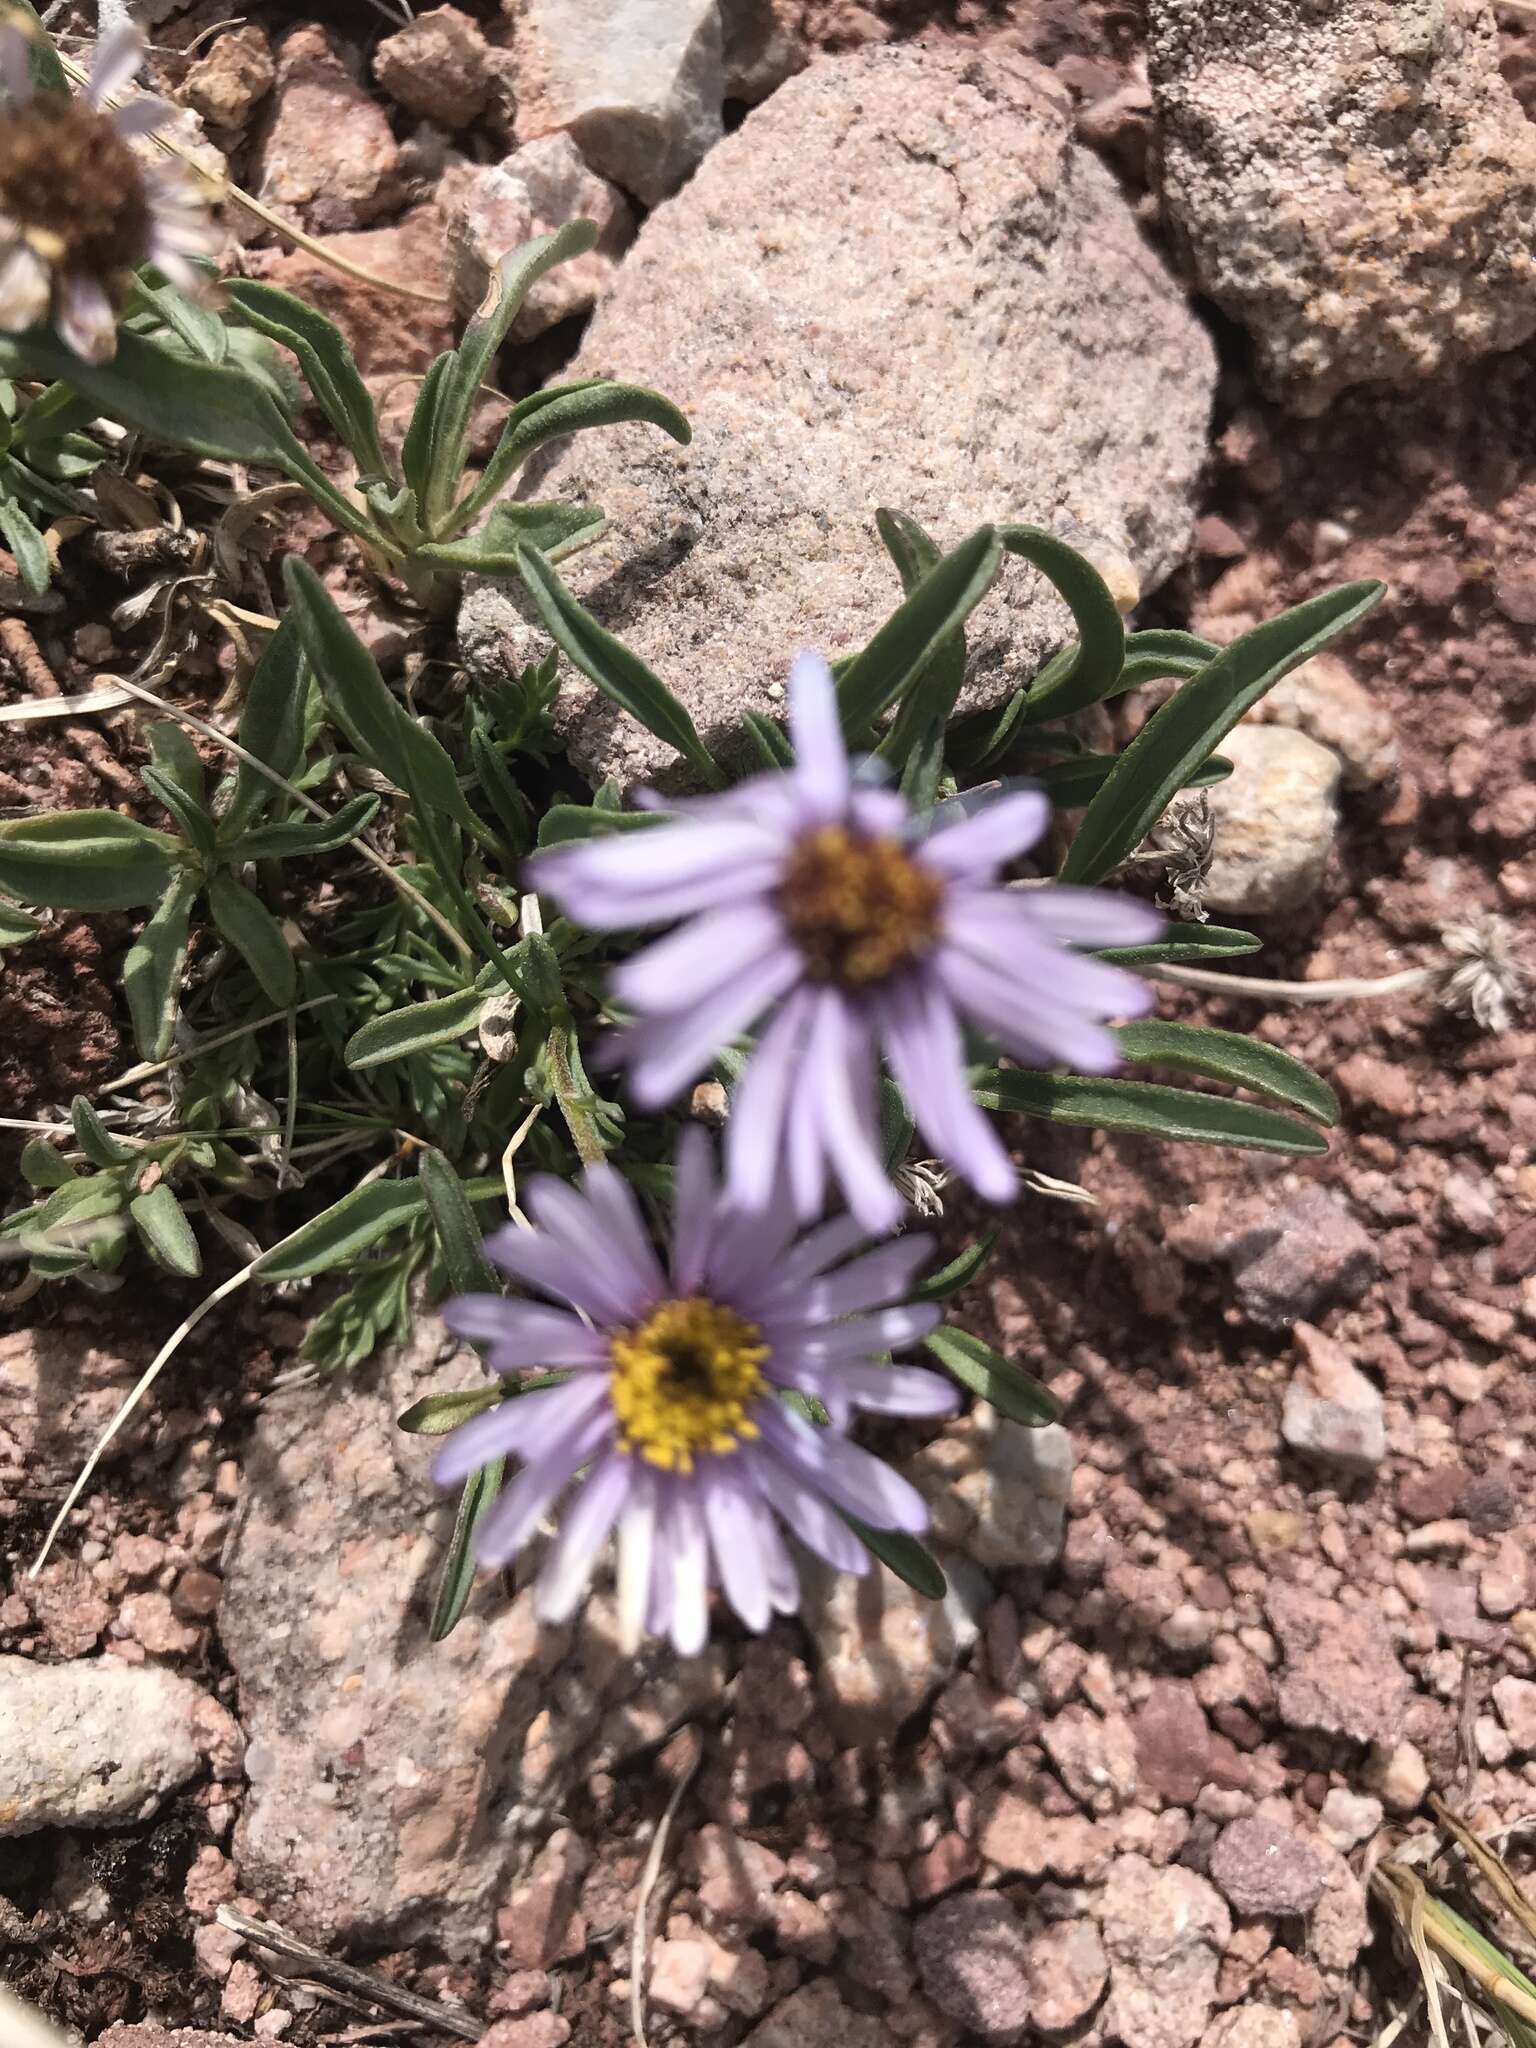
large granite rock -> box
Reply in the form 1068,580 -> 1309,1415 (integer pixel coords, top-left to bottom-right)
1150,0 -> 1536,411
220,1318 -> 725,1956
460,40 -> 1215,791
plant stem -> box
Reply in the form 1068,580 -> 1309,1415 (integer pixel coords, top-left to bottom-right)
1154,961 -> 1435,1005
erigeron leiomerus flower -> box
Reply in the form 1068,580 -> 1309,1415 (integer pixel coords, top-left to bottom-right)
534,652 -> 1162,1231
434,1132 -> 957,1654
0,23 -> 220,365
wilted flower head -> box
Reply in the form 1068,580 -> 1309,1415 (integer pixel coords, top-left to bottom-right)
435,1131 -> 957,1654
534,653 -> 1161,1230
1438,912 -> 1528,1035
0,23 -> 220,364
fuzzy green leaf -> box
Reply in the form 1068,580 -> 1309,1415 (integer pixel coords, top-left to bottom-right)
401,351 -> 452,505
70,1096 -> 131,1169
837,524 -> 1002,737
535,801 -> 665,847
419,1147 -> 500,1295
130,1183 -> 202,1278
122,871 -> 199,1059
256,1180 -> 427,1281
974,1067 -> 1331,1156
231,792 -> 380,862
1060,581 -> 1385,885
207,869 -> 296,1007
999,524 -> 1127,723
0,812 -> 179,911
224,615 -> 309,838
430,1457 -> 502,1640
415,498 -> 607,574
515,543 -> 722,785
1113,1019 -> 1339,1125
20,1138 -> 73,1189
224,280 -> 387,478
345,983 -> 488,1071
912,1231 -> 997,1304
0,897 -> 41,948
0,493 -> 50,594
1094,923 -> 1261,967
922,1325 -> 1063,1426
843,1517 -> 948,1599
398,1385 -> 502,1435
451,381 -> 689,533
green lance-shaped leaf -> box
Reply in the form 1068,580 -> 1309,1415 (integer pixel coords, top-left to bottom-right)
255,1179 -> 429,1281
843,1517 -> 948,1599
0,494 -> 50,595
1113,1019 -> 1339,1126
207,869 -> 296,1007
837,524 -> 1002,738
283,555 -> 487,837
0,897 -> 41,948
1093,923 -> 1262,968
130,1183 -> 203,1278
70,1095 -> 131,1169
1060,580 -> 1385,885
738,709 -> 794,773
20,1137 -> 74,1189
515,543 -> 723,786
224,280 -> 388,480
415,499 -> 607,575
5,0 -> 67,93
230,792 -> 381,863
973,1067 -> 1330,1156
874,509 -> 970,772
345,981 -> 490,1071
221,615 -> 309,839
922,1325 -> 1063,1427
0,811 -> 178,912
146,720 -> 207,812
1109,628 -> 1224,700
912,1230 -> 997,1304
122,871 -> 199,1060
998,524 -> 1127,724
427,221 -> 600,526
398,1385 -> 503,1435
419,1147 -> 500,1296
1026,750 -> 1231,810
430,1456 -> 503,1640
448,381 -> 690,535
137,276 -> 229,366
535,801 -> 665,847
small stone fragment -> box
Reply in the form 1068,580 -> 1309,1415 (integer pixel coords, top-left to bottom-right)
800,1549 -> 988,1741
1041,1705 -> 1139,1814
179,26 -> 275,132
911,1405 -> 1073,1570
914,1892 -> 1033,2043
741,1979 -> 888,2048
1281,1325 -> 1386,1472
1099,1855 -> 1231,2048
1203,724 -> 1341,915
1369,1740 -> 1430,1815
1227,1191 -> 1378,1331
255,26 -> 402,232
1208,1818 -> 1327,1916
509,0 -> 725,205
1318,1787 -> 1382,1851
442,135 -> 634,332
1024,1918 -> 1108,2032
98,2030 -> 250,2048
374,6 -> 494,128
1201,2007 -> 1301,2048
1493,1675 -> 1536,1754
1267,1583 -> 1410,1746
478,2018 -> 572,2048
0,1655 -> 203,1835
1134,1681 -> 1217,1807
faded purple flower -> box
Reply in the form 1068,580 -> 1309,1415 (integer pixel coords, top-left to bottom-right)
534,652 -> 1161,1229
435,1131 -> 957,1654
0,24 -> 221,364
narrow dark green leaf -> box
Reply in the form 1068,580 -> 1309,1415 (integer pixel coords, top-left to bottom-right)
0,494 -> 50,594
224,615 -> 308,838
1026,750 -> 1231,809
141,765 -> 215,859
451,382 -> 689,532
130,1183 -> 202,1278
419,1146 -> 499,1294
139,277 -> 228,365
515,543 -> 722,785
430,1458 -> 502,1641
837,524 -> 1001,737
416,498 -> 607,574
224,280 -> 387,478
1095,922 -> 1262,967
1107,628 -> 1225,701
345,983 -> 488,1070
879,1075 -> 914,1174
469,728 -> 533,856
898,715 -> 949,814
122,871 -> 198,1059
973,1067 -> 1330,1156
922,1325 -> 1063,1426
842,1515 -> 948,1599
231,792 -> 380,862
874,505 -> 942,590
257,1179 -> 427,1280
999,524 -> 1127,723
1061,581 -> 1385,885
70,1096 -> 131,1169
1113,1019 -> 1339,1125
401,350 -> 452,505
398,1385 -> 502,1435
9,0 -> 67,93
147,720 -> 206,811
0,811 -> 178,911
945,686 -> 1032,773
738,709 -> 794,772
428,221 -> 600,523
912,1230 -> 997,1304
284,555 -> 485,835
207,869 -> 296,1007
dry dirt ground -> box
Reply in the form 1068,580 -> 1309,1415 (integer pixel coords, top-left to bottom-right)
2,3 -> 1534,2046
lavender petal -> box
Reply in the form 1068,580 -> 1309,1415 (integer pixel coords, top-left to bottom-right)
612,902 -> 788,1013
787,652 -> 851,822
441,1296 -> 609,1368
918,790 -> 1050,881
431,1376 -> 609,1488
473,1404 -> 614,1567
724,985 -> 812,1213
535,1451 -> 633,1625
758,1404 -> 929,1533
623,944 -> 802,1109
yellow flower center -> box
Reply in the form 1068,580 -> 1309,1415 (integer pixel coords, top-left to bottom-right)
777,824 -> 944,987
609,1297 -> 768,1472
0,99 -> 152,279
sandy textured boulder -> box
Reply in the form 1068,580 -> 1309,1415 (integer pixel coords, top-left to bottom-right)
221,1318 -> 725,1955
1150,0 -> 1536,410
442,136 -> 634,330
0,1656 -> 203,1835
1203,724 -> 1341,915
461,40 -> 1214,791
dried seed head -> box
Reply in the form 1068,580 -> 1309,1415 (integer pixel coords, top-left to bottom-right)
1151,793 -> 1215,924
1437,913 -> 1528,1035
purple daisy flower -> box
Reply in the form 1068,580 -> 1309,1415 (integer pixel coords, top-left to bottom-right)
533,652 -> 1162,1230
434,1131 -> 957,1655
0,24 -> 221,364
